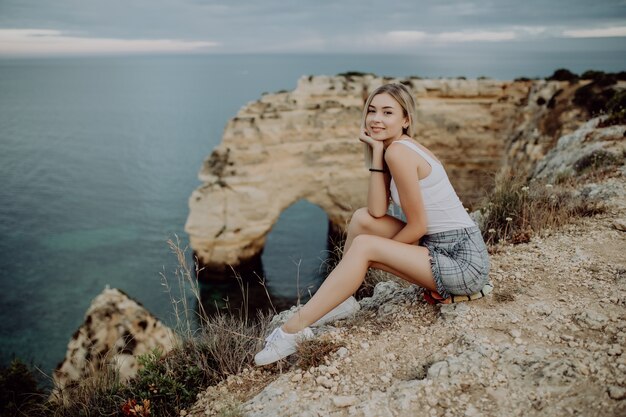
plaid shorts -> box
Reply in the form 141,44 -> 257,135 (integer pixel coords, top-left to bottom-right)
419,226 -> 490,299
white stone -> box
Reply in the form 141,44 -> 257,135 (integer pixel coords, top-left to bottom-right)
316,376 -> 334,389
337,347 -> 349,357
332,395 -> 357,408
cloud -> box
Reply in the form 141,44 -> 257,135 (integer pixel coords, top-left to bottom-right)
0,29 -> 220,56
562,26 -> 626,38
385,31 -> 429,44
436,30 -> 516,42
381,29 -> 517,45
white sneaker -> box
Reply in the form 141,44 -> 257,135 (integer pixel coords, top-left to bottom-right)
312,296 -> 361,327
254,326 -> 314,366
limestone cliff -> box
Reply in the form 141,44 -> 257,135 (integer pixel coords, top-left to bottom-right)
185,75 -> 591,271
52,287 -> 177,401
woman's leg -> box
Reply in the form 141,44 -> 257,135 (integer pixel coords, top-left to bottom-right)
342,207 -> 405,254
282,234 -> 436,333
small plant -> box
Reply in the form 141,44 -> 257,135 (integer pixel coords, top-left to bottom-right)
121,398 -> 151,416
296,338 -> 345,370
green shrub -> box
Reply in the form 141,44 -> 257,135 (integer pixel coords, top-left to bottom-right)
599,90 -> 626,127
118,348 -> 198,416
337,71 -> 373,78
573,150 -> 622,174
0,358 -> 44,417
581,70 -> 606,80
573,83 -> 617,116
547,68 -> 578,82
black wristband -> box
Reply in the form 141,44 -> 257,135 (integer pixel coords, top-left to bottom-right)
369,168 -> 386,173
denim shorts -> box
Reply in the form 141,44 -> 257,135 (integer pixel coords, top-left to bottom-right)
419,226 -> 490,299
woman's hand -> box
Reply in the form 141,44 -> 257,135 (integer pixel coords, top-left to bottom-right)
358,128 -> 384,153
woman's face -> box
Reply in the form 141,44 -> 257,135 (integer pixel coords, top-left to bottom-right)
365,93 -> 408,142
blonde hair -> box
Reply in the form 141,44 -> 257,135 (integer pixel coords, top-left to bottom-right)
361,83 -> 418,168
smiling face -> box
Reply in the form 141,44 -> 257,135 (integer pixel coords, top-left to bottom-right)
365,93 -> 409,143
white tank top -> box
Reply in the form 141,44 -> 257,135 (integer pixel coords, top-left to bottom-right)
389,140 -> 475,235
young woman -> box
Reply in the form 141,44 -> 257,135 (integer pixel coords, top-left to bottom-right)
254,83 -> 490,366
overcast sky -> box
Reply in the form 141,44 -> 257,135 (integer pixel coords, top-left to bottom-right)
0,0 -> 625,57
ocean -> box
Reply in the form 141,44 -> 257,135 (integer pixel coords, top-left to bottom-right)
0,50 -> 624,382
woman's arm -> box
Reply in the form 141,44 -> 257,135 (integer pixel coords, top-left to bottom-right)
358,128 -> 391,218
366,146 -> 391,218
384,143 -> 428,243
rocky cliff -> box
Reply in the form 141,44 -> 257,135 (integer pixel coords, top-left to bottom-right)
51,287 -> 177,402
185,75 -> 593,271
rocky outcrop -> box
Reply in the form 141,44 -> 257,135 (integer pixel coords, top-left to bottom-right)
51,287 -> 177,401
533,116 -> 626,182
186,75 -> 591,271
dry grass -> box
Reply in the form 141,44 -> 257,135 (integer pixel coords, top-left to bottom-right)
479,168 -> 606,246
40,365 -> 126,417
296,339 -> 346,370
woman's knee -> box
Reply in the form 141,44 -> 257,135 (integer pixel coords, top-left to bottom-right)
349,234 -> 376,257
349,207 -> 375,234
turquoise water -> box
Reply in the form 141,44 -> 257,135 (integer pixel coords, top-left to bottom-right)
0,49 -> 624,382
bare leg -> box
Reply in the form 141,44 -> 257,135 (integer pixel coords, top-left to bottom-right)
342,207 -> 405,254
282,234 -> 436,334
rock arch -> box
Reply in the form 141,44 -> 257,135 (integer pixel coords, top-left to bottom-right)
185,145 -> 365,270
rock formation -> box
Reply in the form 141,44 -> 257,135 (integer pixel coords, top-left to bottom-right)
185,75 -> 591,271
533,117 -> 626,182
52,287 -> 177,401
